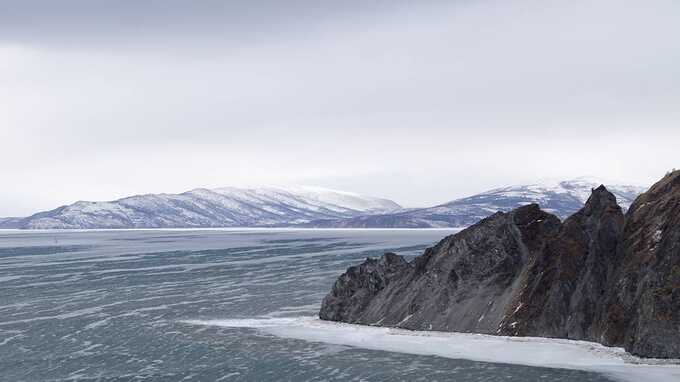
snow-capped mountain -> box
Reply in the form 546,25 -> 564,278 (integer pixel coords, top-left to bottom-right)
10,186 -> 401,229
3,178 -> 647,229
0,217 -> 23,229
304,178 -> 647,228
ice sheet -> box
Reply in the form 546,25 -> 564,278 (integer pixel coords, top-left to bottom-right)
183,317 -> 680,382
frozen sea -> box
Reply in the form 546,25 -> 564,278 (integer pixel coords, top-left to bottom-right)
1,229 -> 677,382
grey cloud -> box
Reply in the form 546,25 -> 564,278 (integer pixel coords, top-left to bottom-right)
0,0 -> 434,48
0,0 -> 679,216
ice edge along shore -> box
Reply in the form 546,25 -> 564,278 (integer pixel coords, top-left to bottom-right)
183,317 -> 680,382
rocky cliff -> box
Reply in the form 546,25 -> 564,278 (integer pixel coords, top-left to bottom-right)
601,171 -> 680,358
320,171 -> 680,359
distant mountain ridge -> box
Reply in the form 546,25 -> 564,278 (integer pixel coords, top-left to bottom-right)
304,178 -> 646,228
3,186 -> 401,229
0,217 -> 23,229
1,178 -> 646,229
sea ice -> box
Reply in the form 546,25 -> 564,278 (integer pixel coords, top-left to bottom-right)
183,317 -> 680,382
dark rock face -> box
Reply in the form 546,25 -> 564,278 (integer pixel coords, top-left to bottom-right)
601,171 -> 680,358
319,171 -> 680,359
319,253 -> 410,322
320,204 -> 562,333
498,186 -> 625,341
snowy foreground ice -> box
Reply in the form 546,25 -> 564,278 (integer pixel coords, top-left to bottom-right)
184,317 -> 680,382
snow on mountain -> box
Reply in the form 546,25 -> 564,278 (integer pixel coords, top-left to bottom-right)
275,186 -> 400,214
304,178 -> 647,228
0,217 -> 22,229
12,186 -> 401,229
4,178 -> 646,229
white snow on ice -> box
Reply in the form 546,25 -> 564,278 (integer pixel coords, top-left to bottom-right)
182,317 -> 680,382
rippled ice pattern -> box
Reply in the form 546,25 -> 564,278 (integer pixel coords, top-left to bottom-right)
0,229 -> 615,381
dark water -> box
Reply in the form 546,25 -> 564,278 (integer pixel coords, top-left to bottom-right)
0,229 -> 614,381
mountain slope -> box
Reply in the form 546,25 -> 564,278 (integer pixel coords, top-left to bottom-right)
305,178 -> 645,228
3,178 -> 645,229
0,217 -> 22,229
12,186 -> 401,229
319,171 -> 680,359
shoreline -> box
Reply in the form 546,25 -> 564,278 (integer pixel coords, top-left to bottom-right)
184,316 -> 680,382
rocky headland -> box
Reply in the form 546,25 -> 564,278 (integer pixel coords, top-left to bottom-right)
320,171 -> 680,359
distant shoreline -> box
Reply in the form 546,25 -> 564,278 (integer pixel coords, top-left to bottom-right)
0,227 -> 465,233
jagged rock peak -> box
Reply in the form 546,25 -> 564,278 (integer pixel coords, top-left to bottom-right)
379,252 -> 408,267
645,169 -> 680,197
581,185 -> 622,216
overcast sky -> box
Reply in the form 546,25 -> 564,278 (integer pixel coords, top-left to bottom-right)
1,0 -> 679,216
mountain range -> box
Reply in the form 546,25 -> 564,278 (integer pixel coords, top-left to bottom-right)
304,178 -> 645,228
0,186 -> 399,229
0,178 -> 646,229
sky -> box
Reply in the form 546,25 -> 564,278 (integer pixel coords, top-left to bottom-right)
1,0 -> 679,216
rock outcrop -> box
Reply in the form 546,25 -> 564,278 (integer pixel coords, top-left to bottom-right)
320,171 -> 680,359
601,171 -> 680,358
